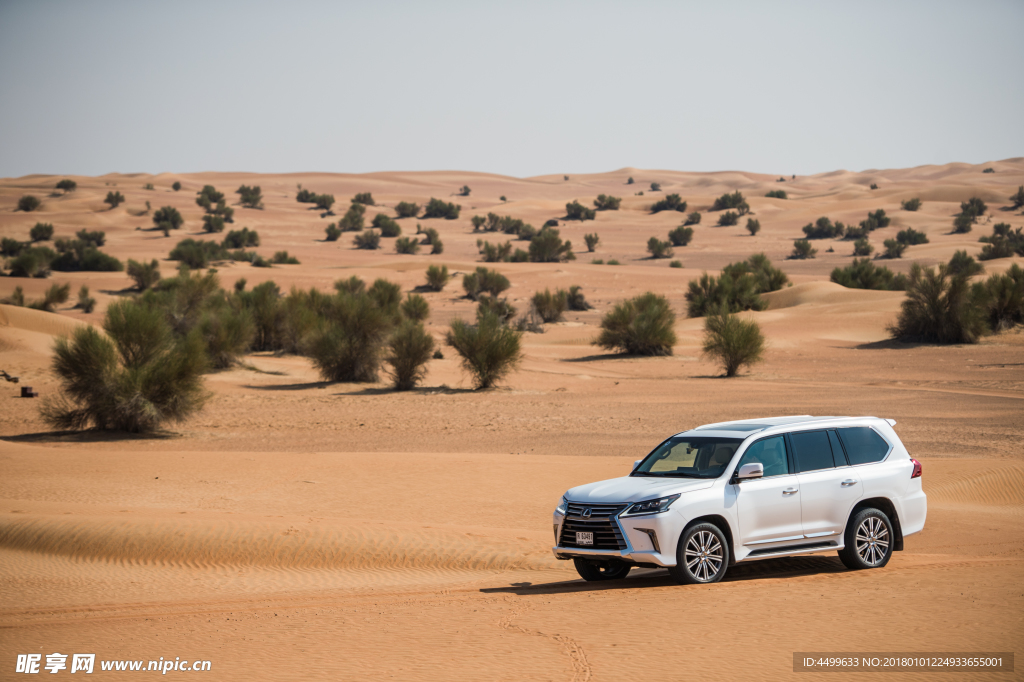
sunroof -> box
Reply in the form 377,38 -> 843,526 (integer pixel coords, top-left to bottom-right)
695,424 -> 768,432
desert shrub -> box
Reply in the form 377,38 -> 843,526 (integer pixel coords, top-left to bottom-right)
650,182 -> 661,191
222,227 -> 259,249
389,236 -> 417,254
668,261 -> 683,270
127,259 -> 161,291
607,259 -> 620,265
349,229 -> 379,250
830,259 -> 907,291
395,201 -> 419,218
529,226 -> 574,262
335,276 -> 366,296
853,238 -> 873,256
202,215 -> 226,233
532,288 -> 568,323
347,192 -> 373,206
564,200 -> 596,221
423,198 -> 460,219
102,192 -> 124,210
896,228 -> 928,245
1,286 -> 25,306
462,267 -> 510,300
430,239 -> 444,254
372,213 -> 402,237
543,219 -> 559,228
881,239 -> 907,259
476,295 -> 517,325
322,223 -> 341,242
250,255 -> 272,268
153,205 -> 184,231
979,264 -> 1024,331
75,285 -> 96,313
446,309 -> 523,389
236,185 -> 264,209
593,194 -> 621,211
8,247 -> 55,277
399,294 -> 430,322
888,263 -> 986,344
40,300 -> 208,432
384,320 -> 434,390
30,223 -> 54,242
979,223 -> 1024,260
49,241 -> 123,273
478,239 -> 512,262
961,197 -> 987,219
517,224 -> 536,241
858,209 -> 890,232
272,251 -> 299,265
420,226 -> 440,244
901,198 -> 922,211
296,188 -> 316,203
471,215 -> 487,231
584,233 -> 599,252
790,239 -> 817,259
717,211 -> 739,227
455,185 -> 471,197
56,179 -> 77,193
307,292 -> 395,383
765,190 -> 787,199
425,264 -> 449,291
983,167 -> 995,174
18,195 -> 41,212
25,282 -> 71,312
684,254 -> 787,319
168,239 -> 227,268
595,292 -> 676,355
314,194 -> 335,212
746,219 -> 761,236
870,183 -> 878,190
75,229 -> 106,247
668,225 -> 694,246
2,237 -> 24,256
567,285 -> 591,311
172,181 -> 182,191
1010,186 -> 1024,209
339,203 -> 366,232
143,183 -> 154,190
948,250 -> 984,277
702,308 -> 765,377
953,213 -> 975,234
647,237 -> 674,258
843,225 -> 868,241
627,177 -> 634,185
712,191 -> 748,214
802,217 -> 843,239
650,193 -> 687,214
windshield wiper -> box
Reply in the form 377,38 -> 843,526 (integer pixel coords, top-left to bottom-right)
632,471 -> 703,478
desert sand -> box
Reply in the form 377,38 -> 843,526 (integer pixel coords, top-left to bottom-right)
1,161 -> 1023,680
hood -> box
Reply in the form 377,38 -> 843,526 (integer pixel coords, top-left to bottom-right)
565,476 -> 714,504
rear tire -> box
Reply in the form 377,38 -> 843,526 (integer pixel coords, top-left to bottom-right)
572,558 -> 631,581
668,523 -> 729,585
838,508 -> 893,570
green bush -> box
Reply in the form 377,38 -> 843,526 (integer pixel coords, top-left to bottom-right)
607,259 -> 620,265
395,201 -> 419,218
953,213 -> 975,234
881,239 -> 907,259
222,227 -> 259,249
335,276 -> 365,296
529,226 -> 574,262
670,260 -> 683,268
843,225 -> 868,241
595,292 -> 676,356
858,209 -> 890,232
26,282 -> 71,312
49,241 -> 123,273
430,239 -> 444,255
236,185 -> 264,209
314,194 -> 335,212
567,285 -> 591,311
702,308 -> 765,377
564,200 -> 596,221
712,191 -> 748,213
202,215 -> 226,233
888,263 -> 986,344
354,230 -> 381,250
627,176 -> 634,185
75,285 -> 96,313
647,237 -> 674,258
544,219 -> 558,228
446,310 -> 523,389
478,239 -> 512,262
385,320 -> 434,390
471,215 -> 487,231
18,195 -> 41,212
457,185 -> 471,197
339,203 -> 366,232
296,188 -> 317,203
272,251 -> 299,265
8,246 -> 55,277
979,223 -> 1024,260
372,213 -> 402,237
717,211 -> 739,227
56,179 -> 77,193
746,219 -> 761,236
650,182 -> 661,191
476,295 -> 517,325
684,212 -> 701,226
650,193 -> 687,214
765,190 -> 787,199
425,264 -> 450,291
352,192 -> 375,206
462,267 -> 510,300
307,291 -> 395,382
584,233 -> 599,252
830,259 -> 906,291
532,288 -> 568,323
517,224 -> 536,241
901,198 -> 921,211
420,226 -> 440,244
168,239 -> 227,268
40,300 -> 208,432
948,250 -> 984,277
172,181 -> 182,191
593,194 -> 621,211
75,229 -> 105,247
896,228 -> 928,245
423,198 -> 460,219
127,259 -> 161,291
790,239 -> 817,259
870,183 -> 878,190
30,223 -> 54,242
979,264 -> 1024,331
1,286 -> 25,306
325,223 -> 342,241
668,226 -> 694,246
103,192 -> 124,210
395,236 -> 420,254
802,217 -> 844,239
853,238 -> 873,256
961,197 -> 987,218
153,205 -> 184,231
1010,186 -> 1024,209
1,237 -> 24,256
400,293 -> 430,322
684,253 -> 788,318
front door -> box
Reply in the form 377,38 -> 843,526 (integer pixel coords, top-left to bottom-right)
733,435 -> 803,548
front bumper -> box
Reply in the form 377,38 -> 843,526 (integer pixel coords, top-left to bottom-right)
552,508 -> 679,567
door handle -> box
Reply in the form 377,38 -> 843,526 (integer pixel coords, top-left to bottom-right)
841,479 -> 857,487
782,488 -> 798,495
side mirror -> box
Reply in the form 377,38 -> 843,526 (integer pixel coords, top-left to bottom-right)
736,463 -> 764,481
633,459 -> 642,471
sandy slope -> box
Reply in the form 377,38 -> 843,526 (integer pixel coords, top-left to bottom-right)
1,162 -> 1023,680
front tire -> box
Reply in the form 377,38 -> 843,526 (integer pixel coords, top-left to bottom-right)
838,508 -> 894,570
668,523 -> 729,585
572,558 -> 631,581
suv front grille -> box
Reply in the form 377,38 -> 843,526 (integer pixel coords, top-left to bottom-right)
559,503 -> 628,550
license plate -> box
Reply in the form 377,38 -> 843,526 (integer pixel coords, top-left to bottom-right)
576,531 -> 594,546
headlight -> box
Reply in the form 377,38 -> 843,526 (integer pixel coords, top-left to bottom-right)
622,494 -> 680,517
555,496 -> 568,515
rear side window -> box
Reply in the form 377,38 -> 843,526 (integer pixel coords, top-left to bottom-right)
837,427 -> 891,465
789,430 -> 835,473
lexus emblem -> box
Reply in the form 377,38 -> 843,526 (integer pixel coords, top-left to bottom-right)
582,508 -> 592,519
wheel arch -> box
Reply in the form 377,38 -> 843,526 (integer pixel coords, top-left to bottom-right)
683,514 -> 737,564
849,497 -> 904,551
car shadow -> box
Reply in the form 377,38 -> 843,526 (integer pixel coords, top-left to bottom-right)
480,555 -> 848,595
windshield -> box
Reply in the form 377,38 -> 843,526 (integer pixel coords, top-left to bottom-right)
632,436 -> 744,478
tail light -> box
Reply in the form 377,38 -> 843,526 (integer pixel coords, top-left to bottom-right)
910,458 -> 922,479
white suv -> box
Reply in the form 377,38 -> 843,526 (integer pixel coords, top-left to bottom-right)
552,416 -> 926,584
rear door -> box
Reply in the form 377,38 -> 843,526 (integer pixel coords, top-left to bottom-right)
733,435 -> 804,548
791,429 -> 863,538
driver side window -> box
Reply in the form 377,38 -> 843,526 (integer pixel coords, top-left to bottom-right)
737,436 -> 790,478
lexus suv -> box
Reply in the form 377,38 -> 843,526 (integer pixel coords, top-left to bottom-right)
552,416 -> 926,584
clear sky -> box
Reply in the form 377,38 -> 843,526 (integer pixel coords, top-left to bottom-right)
1,0 -> 1021,178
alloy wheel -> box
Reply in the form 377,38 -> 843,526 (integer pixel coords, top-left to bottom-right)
855,516 -> 889,566
684,530 -> 724,581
